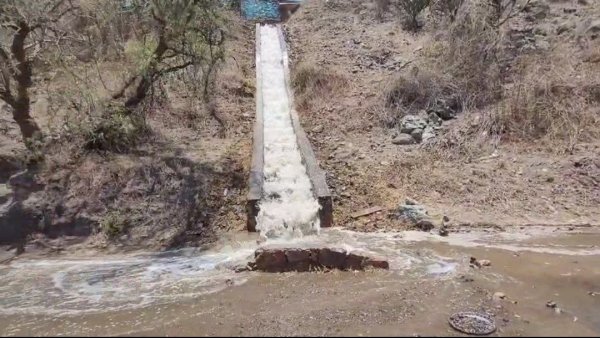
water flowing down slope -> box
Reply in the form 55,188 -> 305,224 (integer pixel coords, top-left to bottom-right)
254,24 -> 321,239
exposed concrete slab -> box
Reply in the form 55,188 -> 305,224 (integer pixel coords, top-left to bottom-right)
247,24 -> 265,233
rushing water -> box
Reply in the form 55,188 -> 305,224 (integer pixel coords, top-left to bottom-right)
0,229 -> 463,317
0,244 -> 256,316
2,226 -> 600,335
255,24 -> 321,239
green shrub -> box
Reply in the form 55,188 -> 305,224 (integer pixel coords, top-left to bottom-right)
83,106 -> 148,153
395,0 -> 431,31
100,212 -> 129,238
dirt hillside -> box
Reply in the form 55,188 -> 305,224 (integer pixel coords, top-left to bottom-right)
285,0 -> 600,232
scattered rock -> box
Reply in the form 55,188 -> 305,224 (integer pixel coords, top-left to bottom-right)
439,226 -> 449,237
493,292 -> 507,301
410,128 -> 423,143
400,115 -> 428,134
427,98 -> 459,120
470,257 -> 491,268
421,126 -> 437,143
479,259 -> 491,267
443,215 -> 450,223
234,264 -> 250,273
415,220 -> 434,231
405,198 -> 419,205
397,113 -> 442,144
459,275 -> 474,283
546,301 -> 557,308
556,22 -> 574,35
392,133 -> 415,145
394,203 -> 429,224
312,125 -> 324,133
427,112 -> 443,126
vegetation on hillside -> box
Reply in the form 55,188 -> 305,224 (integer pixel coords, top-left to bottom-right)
1,0 -> 226,154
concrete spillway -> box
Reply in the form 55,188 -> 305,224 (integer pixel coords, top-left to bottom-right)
247,24 -> 332,238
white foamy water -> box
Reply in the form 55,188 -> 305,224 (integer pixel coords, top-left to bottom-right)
255,24 -> 320,239
0,244 -> 257,316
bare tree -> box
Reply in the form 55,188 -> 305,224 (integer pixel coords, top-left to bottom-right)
0,0 -> 79,147
110,0 -> 225,110
431,0 -> 465,22
489,0 -> 532,27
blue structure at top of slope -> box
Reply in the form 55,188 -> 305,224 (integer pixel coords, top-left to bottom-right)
242,0 -> 281,22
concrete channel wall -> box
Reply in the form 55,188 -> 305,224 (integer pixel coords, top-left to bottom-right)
247,24 -> 333,232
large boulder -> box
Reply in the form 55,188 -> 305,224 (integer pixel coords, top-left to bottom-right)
427,97 -> 460,120
395,203 -> 429,223
400,115 -> 428,134
392,133 -> 416,145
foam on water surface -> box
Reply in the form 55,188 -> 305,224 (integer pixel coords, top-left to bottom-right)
255,24 -> 320,239
0,245 -> 256,316
0,229 -> 461,316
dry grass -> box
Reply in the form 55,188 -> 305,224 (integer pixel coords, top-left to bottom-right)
382,69 -> 460,126
428,1 -> 503,107
382,1 -> 503,127
414,1 -> 600,154
292,63 -> 347,110
374,0 -> 391,21
484,51 -> 600,150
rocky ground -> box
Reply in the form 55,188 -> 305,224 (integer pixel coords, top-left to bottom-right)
285,0 -> 600,233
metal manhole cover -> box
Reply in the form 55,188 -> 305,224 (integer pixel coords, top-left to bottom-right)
448,311 -> 496,335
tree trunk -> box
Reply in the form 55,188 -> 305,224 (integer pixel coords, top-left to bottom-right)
10,21 -> 42,144
123,32 -> 168,108
11,99 -> 41,142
